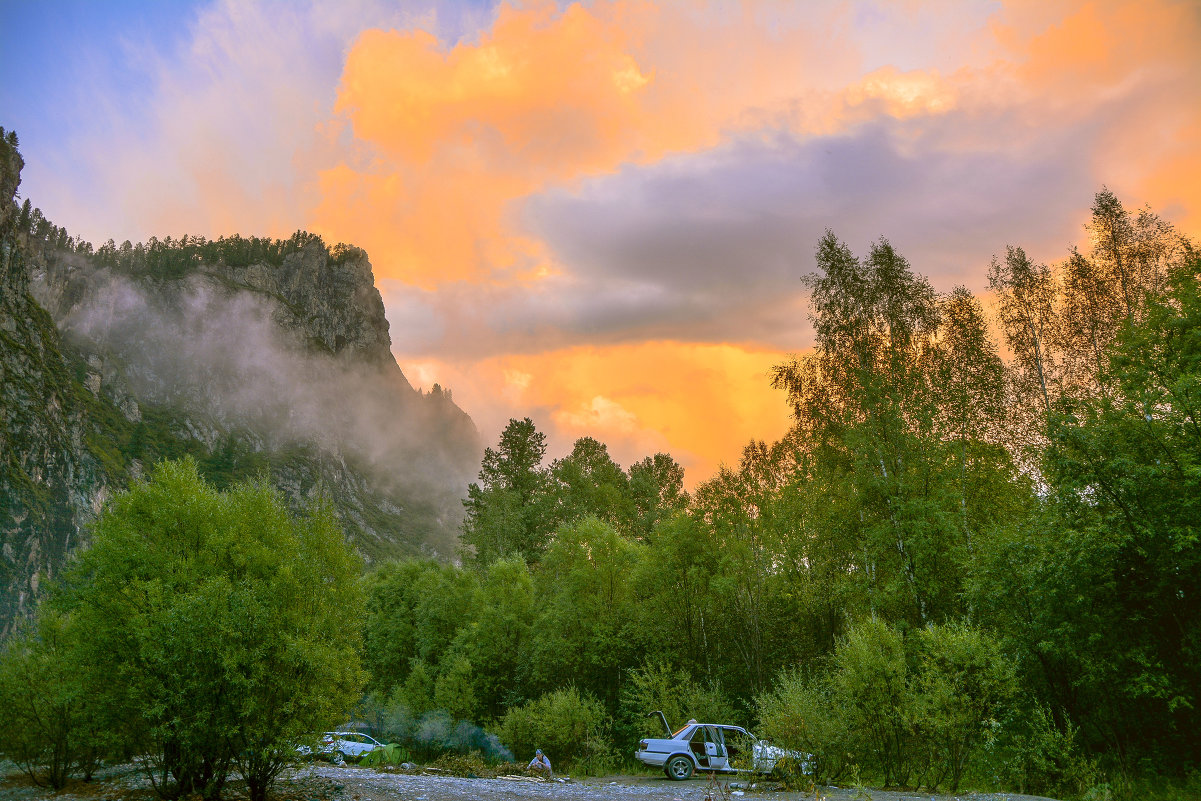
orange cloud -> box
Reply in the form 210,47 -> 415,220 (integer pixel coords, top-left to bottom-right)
33,0 -> 1201,491
990,0 -> 1201,232
400,341 -> 796,485
313,2 -> 678,287
303,0 -> 1201,488
310,1 -> 863,288
336,6 -> 657,167
845,66 -> 959,118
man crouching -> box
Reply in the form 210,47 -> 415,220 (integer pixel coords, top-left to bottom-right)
527,749 -> 553,779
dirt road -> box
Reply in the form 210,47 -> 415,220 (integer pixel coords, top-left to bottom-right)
0,761 -> 1062,801
291,765 -> 1060,801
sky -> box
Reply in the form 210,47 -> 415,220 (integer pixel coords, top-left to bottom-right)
3,0 -> 1199,485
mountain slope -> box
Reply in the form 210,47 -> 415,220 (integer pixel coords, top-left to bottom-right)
0,133 -> 480,637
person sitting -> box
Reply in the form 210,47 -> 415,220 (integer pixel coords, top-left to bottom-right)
527,748 -> 553,778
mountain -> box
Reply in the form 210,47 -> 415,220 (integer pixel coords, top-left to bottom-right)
0,131 -> 481,637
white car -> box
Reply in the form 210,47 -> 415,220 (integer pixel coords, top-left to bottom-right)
297,731 -> 385,764
635,713 -> 811,781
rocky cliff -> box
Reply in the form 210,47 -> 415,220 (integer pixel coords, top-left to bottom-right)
0,133 -> 481,637
1,133 -> 101,635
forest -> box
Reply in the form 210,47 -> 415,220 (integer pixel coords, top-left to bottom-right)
2,123 -> 1198,801
355,188 -> 1199,799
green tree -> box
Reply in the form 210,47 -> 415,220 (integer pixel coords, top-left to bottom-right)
56,459 -> 364,801
1040,254 -> 1201,763
433,655 -> 479,722
412,563 -> 479,668
624,453 -> 688,540
397,660 -> 436,717
545,437 -> 631,529
461,418 -> 553,563
690,440 -> 800,696
630,512 -> 719,679
989,245 -> 1061,427
17,197 -> 31,233
362,559 -> 441,694
980,191 -> 1198,771
772,233 -> 1013,628
0,611 -> 104,789
1058,190 -> 1185,386
529,517 -> 644,708
451,556 -> 536,717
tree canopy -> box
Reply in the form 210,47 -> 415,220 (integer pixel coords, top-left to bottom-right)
39,459 -> 364,800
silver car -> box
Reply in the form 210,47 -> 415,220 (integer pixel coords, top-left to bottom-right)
298,731 -> 385,764
634,713 -> 811,781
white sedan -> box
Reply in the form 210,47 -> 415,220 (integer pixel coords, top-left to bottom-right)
635,714 -> 811,781
297,731 -> 385,764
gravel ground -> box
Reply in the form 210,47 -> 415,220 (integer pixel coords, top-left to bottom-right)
0,761 -> 1063,801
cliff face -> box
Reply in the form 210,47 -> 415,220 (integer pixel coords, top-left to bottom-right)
214,249 -> 394,364
1,136 -> 103,635
0,138 -> 481,637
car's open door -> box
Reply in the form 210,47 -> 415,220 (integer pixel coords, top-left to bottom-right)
706,726 -> 729,771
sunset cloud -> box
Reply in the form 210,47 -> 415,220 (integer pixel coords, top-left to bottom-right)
310,1 -> 872,288
6,0 -> 1199,485
396,340 -> 795,479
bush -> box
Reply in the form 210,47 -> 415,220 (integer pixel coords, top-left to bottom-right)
620,660 -> 738,740
981,703 -> 1097,797
914,622 -> 1015,791
829,618 -> 920,787
54,459 -> 365,801
499,686 -> 611,773
0,612 -> 103,788
760,618 -> 1017,791
757,669 -> 854,785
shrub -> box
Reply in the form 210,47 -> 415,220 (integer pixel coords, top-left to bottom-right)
620,660 -> 738,740
981,703 -> 1097,797
829,618 -> 920,787
760,618 -> 1016,791
0,611 -> 104,788
54,459 -> 365,801
914,622 -> 1016,791
499,686 -> 610,773
757,668 -> 854,785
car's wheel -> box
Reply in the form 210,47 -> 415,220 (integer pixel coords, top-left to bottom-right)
664,755 -> 694,780
332,750 -> 346,766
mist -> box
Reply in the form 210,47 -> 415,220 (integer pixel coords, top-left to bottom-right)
363,706 -> 513,763
32,257 -> 480,518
